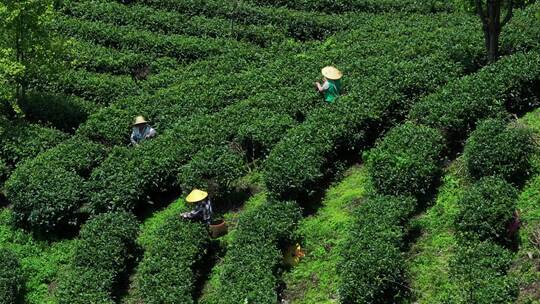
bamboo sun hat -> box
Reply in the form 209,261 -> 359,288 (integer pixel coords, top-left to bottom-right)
186,189 -> 208,204
321,66 -> 343,80
133,115 -> 148,126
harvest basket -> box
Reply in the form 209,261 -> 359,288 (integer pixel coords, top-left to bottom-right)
209,219 -> 228,238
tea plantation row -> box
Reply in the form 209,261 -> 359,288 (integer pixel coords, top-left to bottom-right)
188,10 -> 490,304
1,1 -> 539,303
338,49 -> 540,303
264,2 -> 540,202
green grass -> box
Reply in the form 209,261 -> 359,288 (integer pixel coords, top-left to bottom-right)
0,209 -> 75,304
281,166 -> 368,304
406,160 -> 467,303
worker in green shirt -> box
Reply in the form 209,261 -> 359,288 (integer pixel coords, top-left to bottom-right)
315,66 -> 343,103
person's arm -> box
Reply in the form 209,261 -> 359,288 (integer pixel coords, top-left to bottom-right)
181,205 -> 202,219
145,127 -> 157,139
315,80 -> 329,93
315,81 -> 323,92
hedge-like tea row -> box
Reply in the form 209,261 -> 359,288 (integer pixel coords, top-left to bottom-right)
75,32 -> 324,146
454,176 -> 518,243
248,0 -> 452,13
0,117 -> 68,166
137,0 -> 340,41
54,16 -> 251,62
0,248 -> 25,304
87,88 -> 315,213
365,122 -> 445,198
56,211 -> 139,304
131,218 -> 209,303
82,11 -> 481,217
501,2 -> 540,53
34,68 -> 140,105
463,118 -> 536,186
338,123 -> 444,303
338,195 -> 416,303
337,52 -> 540,304
177,145 -> 247,199
62,0 -> 287,47
264,12 -> 540,201
20,92 -> 96,132
447,117 -> 537,302
5,137 -> 107,233
208,201 -> 301,304
449,240 -> 518,303
263,56 -> 464,201
75,60 -> 256,145
450,180 -> 520,303
410,51 -> 540,142
66,39 -> 178,75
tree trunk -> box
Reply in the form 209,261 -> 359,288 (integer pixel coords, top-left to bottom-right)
476,0 -> 512,64
487,30 -> 500,63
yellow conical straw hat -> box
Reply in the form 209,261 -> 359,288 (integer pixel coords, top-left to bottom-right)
186,189 -> 208,203
133,115 -> 148,126
321,66 -> 343,80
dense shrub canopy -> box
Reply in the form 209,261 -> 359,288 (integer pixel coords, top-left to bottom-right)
464,118 -> 536,185
450,240 -> 518,304
177,145 -> 246,198
5,137 -> 107,232
211,201 -> 301,304
366,122 -> 445,197
1,1 -> 539,303
56,211 -> 139,304
338,195 -> 416,303
0,248 -> 25,304
133,219 -> 209,304
454,176 -> 518,242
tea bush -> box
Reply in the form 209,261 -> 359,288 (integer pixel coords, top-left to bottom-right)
264,56 -> 462,201
62,0 -> 287,47
249,0 -> 453,13
132,219 -> 209,304
177,145 -> 246,197
454,177 -> 518,242
35,68 -> 140,105
0,248 -> 25,304
410,51 -> 540,142
0,119 -> 68,166
54,16 -> 250,62
449,240 -> 518,303
463,118 -> 536,185
365,122 -> 445,197
501,2 -> 540,53
56,211 -> 139,304
137,0 -> 340,40
338,195 -> 416,303
85,42 -> 325,213
210,201 -> 301,304
5,137 -> 107,232
65,39 -> 153,75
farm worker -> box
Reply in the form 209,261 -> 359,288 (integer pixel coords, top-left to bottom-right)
180,189 -> 213,225
315,66 -> 343,103
130,116 -> 156,146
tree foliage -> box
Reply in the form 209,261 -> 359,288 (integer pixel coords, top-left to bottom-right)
0,0 -> 60,106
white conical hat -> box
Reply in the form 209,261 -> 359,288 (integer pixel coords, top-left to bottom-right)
321,66 -> 343,80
